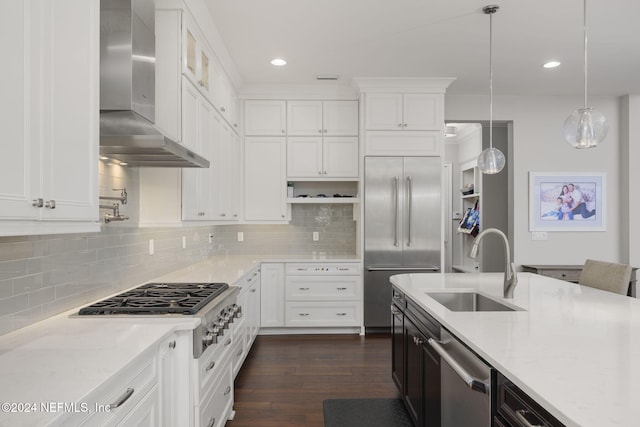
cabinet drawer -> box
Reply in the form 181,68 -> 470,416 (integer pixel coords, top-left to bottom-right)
538,269 -> 581,282
285,302 -> 361,326
197,335 -> 232,397
78,351 -> 157,426
285,276 -> 360,300
198,360 -> 234,427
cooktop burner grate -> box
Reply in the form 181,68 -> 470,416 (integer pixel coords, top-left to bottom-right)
78,282 -> 229,315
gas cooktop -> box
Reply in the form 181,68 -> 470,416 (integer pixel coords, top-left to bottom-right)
78,282 -> 230,315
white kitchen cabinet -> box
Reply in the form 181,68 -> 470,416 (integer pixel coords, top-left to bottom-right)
283,263 -> 362,328
182,11 -> 214,102
0,0 -> 99,236
365,93 -> 442,131
212,60 -> 239,131
363,131 -> 442,156
260,263 -> 286,328
212,116 -> 241,220
244,137 -> 288,222
244,100 -> 287,136
245,269 -> 261,346
115,385 -> 160,427
182,78 -> 215,221
157,332 -> 191,427
287,137 -> 359,179
287,100 -> 358,136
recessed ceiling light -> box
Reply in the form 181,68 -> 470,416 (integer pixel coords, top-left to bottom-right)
100,156 -> 110,160
543,61 -> 561,69
270,58 -> 287,66
119,162 -> 128,166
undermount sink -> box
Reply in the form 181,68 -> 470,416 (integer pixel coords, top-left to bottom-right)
426,292 -> 521,312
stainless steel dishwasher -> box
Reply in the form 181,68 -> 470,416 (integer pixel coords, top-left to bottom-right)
428,328 -> 492,427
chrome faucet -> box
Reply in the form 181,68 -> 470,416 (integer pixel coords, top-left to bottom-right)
469,228 -> 518,298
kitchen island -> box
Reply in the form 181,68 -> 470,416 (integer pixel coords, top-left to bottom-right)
390,272 -> 640,427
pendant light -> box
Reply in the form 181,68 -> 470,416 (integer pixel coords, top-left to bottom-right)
561,0 -> 608,148
477,5 -> 505,175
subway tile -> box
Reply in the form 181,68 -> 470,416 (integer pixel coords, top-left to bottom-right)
0,240 -> 36,262
0,260 -> 28,281
13,273 -> 43,295
0,279 -> 12,298
28,287 -> 55,307
0,294 -> 29,316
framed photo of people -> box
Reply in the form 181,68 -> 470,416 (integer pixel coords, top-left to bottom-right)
529,172 -> 606,231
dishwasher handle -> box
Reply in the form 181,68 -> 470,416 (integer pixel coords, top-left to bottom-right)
428,338 -> 489,394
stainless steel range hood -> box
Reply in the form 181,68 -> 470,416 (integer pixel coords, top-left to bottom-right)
100,0 -> 209,168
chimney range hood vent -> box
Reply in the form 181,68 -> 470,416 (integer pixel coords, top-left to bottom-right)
99,0 -> 209,168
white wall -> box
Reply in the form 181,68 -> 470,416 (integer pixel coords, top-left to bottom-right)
621,95 -> 640,268
445,94 -> 622,266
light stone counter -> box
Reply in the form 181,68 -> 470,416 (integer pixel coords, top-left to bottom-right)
390,272 -> 640,427
0,253 -> 359,426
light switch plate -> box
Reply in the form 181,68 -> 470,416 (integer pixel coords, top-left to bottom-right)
182,236 -> 186,249
313,231 -> 319,241
149,239 -> 155,255
237,231 -> 244,242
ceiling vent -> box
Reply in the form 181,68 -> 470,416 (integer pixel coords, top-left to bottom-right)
315,74 -> 340,81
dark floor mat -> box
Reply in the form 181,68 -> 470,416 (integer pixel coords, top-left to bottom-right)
323,398 -> 413,427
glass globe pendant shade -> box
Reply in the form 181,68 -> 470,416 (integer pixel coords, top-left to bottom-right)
562,107 -> 608,149
477,147 -> 505,174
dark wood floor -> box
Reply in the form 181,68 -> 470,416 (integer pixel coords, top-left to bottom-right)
228,333 -> 399,427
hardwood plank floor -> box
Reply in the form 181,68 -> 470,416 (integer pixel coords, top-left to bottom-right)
227,334 -> 399,427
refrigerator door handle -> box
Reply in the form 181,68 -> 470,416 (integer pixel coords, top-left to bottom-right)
406,176 -> 413,247
394,176 -> 400,247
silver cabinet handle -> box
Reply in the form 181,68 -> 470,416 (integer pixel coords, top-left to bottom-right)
236,348 -> 243,357
45,200 -> 56,209
406,176 -> 413,247
299,287 -> 310,290
318,129 -> 322,133
394,176 -> 400,247
515,409 -> 543,427
224,386 -> 231,396
207,417 -> 216,427
390,304 -> 400,315
250,289 -> 257,293
205,361 -> 216,372
413,336 -> 424,345
428,338 -> 489,394
221,106 -> 226,112
224,338 -> 232,346
336,287 -> 347,291
397,123 -> 403,128
169,341 -> 176,349
108,388 -> 134,409
299,313 -> 309,316
220,213 -> 226,217
32,198 -> 43,207
336,312 -> 347,316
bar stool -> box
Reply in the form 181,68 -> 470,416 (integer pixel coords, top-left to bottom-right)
579,259 -> 632,296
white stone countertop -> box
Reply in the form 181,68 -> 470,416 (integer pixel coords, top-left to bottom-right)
0,253 -> 359,426
390,272 -> 640,427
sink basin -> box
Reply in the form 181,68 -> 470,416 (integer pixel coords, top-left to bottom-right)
426,292 -> 519,312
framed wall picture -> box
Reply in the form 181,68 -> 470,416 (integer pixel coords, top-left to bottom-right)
529,172 -> 606,231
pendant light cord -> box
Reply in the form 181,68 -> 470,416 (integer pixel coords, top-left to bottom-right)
583,0 -> 588,108
489,9 -> 494,149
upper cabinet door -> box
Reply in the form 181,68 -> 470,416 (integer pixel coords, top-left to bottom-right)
323,101 -> 358,136
287,101 -> 322,136
365,94 -> 403,130
0,1 -> 39,221
402,94 -> 442,131
286,137 -> 323,178
244,100 -> 287,136
40,0 -> 99,222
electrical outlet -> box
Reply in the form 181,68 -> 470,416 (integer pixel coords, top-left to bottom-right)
237,231 -> 244,242
313,231 -> 319,241
208,234 -> 214,244
532,232 -> 548,241
149,239 -> 155,255
182,236 -> 187,249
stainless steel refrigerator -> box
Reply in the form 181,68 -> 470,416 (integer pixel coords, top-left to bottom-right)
364,157 -> 441,329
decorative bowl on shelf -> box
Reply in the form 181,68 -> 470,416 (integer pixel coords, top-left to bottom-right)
460,184 -> 475,196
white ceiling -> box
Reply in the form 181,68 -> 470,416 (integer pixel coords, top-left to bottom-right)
204,0 -> 640,96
